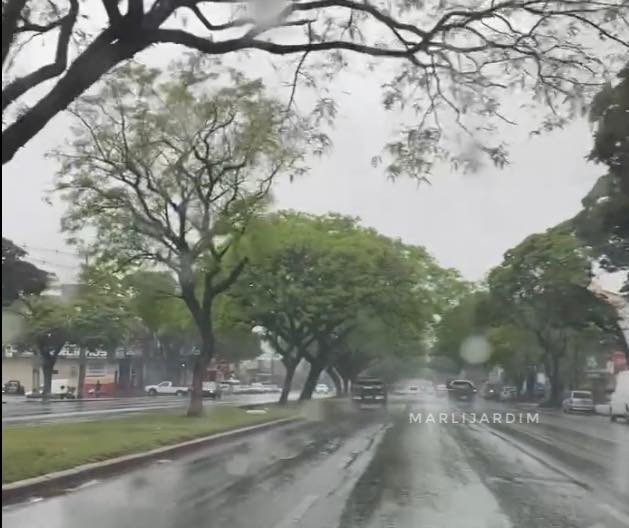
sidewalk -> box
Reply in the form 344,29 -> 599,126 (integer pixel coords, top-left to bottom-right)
512,400 -> 612,416
24,397 -> 122,403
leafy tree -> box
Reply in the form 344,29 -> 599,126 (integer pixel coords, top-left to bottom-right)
573,64 -> 629,292
74,264 -> 133,351
2,238 -> 51,305
2,0 -> 626,169
364,355 -> 430,385
121,270 -> 193,382
231,211 -> 453,401
16,295 -> 76,399
432,289 -> 497,372
54,65 -> 315,415
589,64 -> 629,186
488,230 -> 621,404
229,212 -> 376,402
70,265 -> 134,396
331,318 -> 390,393
485,324 -> 539,398
213,294 -> 262,364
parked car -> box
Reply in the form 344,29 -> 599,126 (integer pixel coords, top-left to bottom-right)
145,381 -> 189,396
562,390 -> 595,414
3,380 -> 25,395
447,380 -> 477,402
610,371 -> 629,423
499,386 -> 518,401
315,383 -> 330,394
202,381 -> 222,399
352,377 -> 387,407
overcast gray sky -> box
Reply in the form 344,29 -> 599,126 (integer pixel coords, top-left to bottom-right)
1,44 -> 606,285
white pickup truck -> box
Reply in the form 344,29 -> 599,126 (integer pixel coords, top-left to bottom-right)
145,381 -> 189,396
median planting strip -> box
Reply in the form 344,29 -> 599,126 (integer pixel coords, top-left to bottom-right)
2,405 -> 300,502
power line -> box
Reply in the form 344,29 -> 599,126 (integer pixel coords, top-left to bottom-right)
18,243 -> 80,257
26,256 -> 81,271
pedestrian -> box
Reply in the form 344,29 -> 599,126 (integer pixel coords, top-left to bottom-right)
95,380 -> 101,397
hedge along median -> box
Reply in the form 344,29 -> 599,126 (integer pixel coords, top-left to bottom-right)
2,405 -> 298,484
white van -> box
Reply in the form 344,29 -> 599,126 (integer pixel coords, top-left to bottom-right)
26,378 -> 77,399
610,370 -> 629,423
50,379 -> 77,399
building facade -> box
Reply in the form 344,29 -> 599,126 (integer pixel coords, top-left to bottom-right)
2,345 -> 145,396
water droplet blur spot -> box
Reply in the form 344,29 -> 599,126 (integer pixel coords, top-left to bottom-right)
460,335 -> 492,364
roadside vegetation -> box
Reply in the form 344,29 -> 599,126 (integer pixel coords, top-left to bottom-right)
432,68 -> 629,404
2,405 -> 298,484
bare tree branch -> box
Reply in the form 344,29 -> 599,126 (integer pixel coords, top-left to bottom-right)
2,0 -> 28,65
2,0 -> 79,111
3,0 -> 627,167
101,0 -> 122,25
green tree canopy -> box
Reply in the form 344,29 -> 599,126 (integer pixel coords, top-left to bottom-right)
229,210 -> 464,399
572,64 -> 629,291
54,64 -> 320,414
2,238 -> 51,306
488,230 -> 621,403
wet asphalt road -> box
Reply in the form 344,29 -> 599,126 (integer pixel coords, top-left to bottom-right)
1,392 -> 313,426
3,397 -> 629,528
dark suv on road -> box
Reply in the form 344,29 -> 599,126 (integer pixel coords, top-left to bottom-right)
352,378 -> 387,407
447,380 -> 477,402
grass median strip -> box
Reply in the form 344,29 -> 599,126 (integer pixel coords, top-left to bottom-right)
2,405 -> 297,484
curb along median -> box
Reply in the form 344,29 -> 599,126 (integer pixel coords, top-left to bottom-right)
2,415 -> 302,505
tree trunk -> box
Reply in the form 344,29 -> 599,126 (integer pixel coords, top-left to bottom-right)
300,362 -> 324,401
327,367 -> 342,395
165,351 -> 181,385
546,354 -> 562,406
41,354 -> 54,402
279,359 -> 298,405
187,355 -> 205,417
342,376 -> 350,395
187,324 -> 214,417
514,375 -> 524,400
525,367 -> 536,400
77,348 -> 86,399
